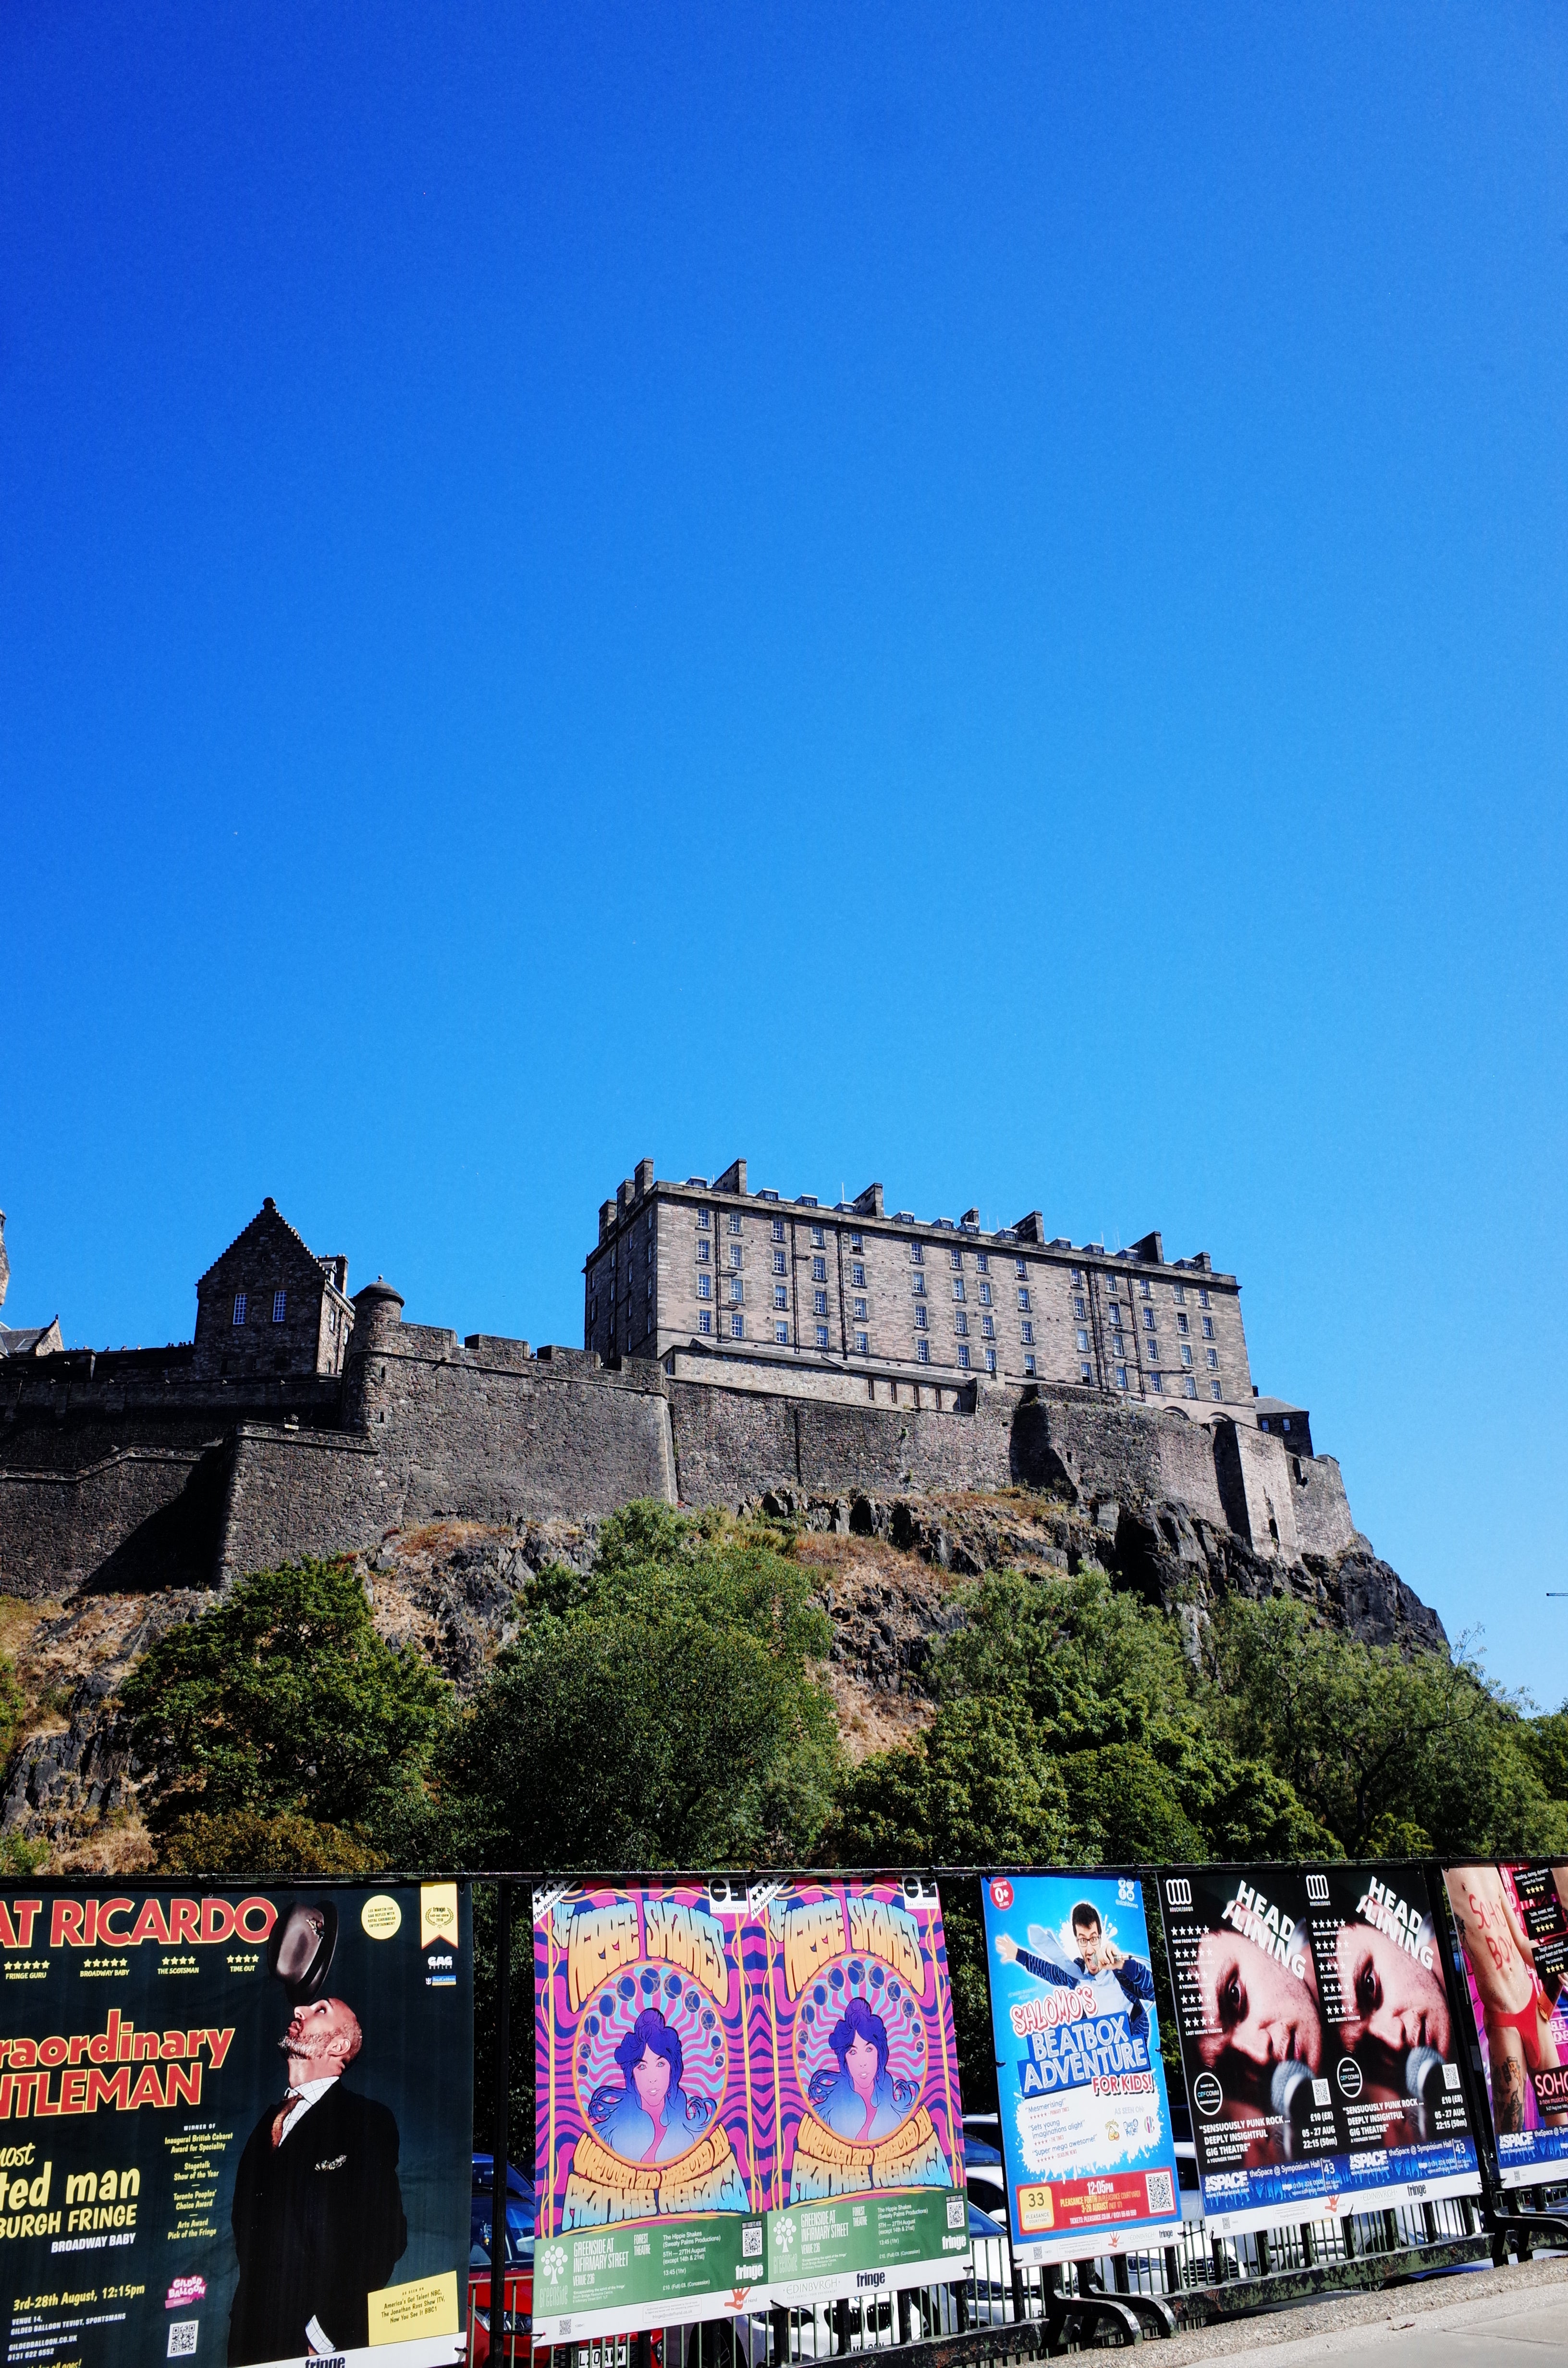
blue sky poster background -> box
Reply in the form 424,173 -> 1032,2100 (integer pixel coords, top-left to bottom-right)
981,1873 -> 1182,2260
3,5 -> 1566,1694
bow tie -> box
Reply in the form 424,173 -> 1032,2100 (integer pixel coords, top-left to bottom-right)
271,2090 -> 306,2147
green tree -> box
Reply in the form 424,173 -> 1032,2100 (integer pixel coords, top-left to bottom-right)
122,1559 -> 453,1865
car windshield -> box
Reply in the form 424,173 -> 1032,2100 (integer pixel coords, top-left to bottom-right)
470,2195 -> 535,2269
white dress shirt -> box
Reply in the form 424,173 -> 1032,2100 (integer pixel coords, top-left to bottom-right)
278,2073 -> 339,2145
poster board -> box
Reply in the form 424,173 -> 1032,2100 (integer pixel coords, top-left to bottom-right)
0,1880 -> 472,2368
1444,1862 -> 1568,2189
533,1877 -> 969,2341
980,1872 -> 1182,2263
1160,1864 -> 1479,2235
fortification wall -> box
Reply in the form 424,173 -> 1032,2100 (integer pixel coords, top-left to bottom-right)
219,1426 -> 388,1579
0,1442 -> 229,1595
666,1379 -> 1016,1505
1289,1451 -> 1358,1558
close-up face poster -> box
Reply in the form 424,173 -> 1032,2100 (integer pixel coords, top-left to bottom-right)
0,1882 -> 472,2368
1160,1864 -> 1477,2235
1445,1862 -> 1568,2186
533,1878 -> 969,2340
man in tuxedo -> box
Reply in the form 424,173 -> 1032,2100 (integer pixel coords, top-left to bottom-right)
229,1996 -> 407,2365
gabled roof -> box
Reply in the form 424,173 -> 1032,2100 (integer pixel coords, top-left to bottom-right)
196,1198 -> 328,1289
0,1320 -> 61,1358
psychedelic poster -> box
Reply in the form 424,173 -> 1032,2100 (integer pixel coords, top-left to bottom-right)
1444,1863 -> 1568,2187
754,1877 -> 970,2308
1160,1865 -> 1479,2237
980,1873 -> 1182,2262
532,1884 -> 766,2343
0,1879 -> 472,2368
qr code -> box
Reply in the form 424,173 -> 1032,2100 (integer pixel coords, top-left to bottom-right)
168,2327 -> 199,2360
742,2223 -> 762,2259
1313,2079 -> 1331,2107
946,2196 -> 965,2229
1444,2063 -> 1461,2090
1144,2171 -> 1175,2215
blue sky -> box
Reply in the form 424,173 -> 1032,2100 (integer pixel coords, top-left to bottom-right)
4,4 -> 1565,1698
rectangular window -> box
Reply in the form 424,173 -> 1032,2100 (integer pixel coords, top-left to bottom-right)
1183,1375 -> 1198,1398
1073,1296 -> 1086,1320
772,1217 -> 785,1242
952,1278 -> 966,1301
232,1293 -> 247,1326
978,1281 -> 992,1307
1150,1369 -> 1163,1392
1076,1328 -> 1089,1351
772,1249 -> 786,1276
1024,1354 -> 1037,1376
957,1344 -> 970,1369
985,1348 -> 997,1374
813,1289 -> 828,1316
950,1248 -> 962,1270
698,1309 -> 712,1334
1080,1361 -> 1092,1382
271,1290 -> 287,1324
1016,1257 -> 1029,1279
917,1338 -> 931,1364
1020,1320 -> 1034,1344
850,1233 -> 863,1252
728,1213 -> 741,1233
1115,1364 -> 1128,1388
853,1296 -> 867,1320
955,1311 -> 968,1336
731,1313 -> 744,1338
910,1242 -> 924,1265
730,1243 -> 743,1268
730,1277 -> 744,1303
811,1257 -> 827,1283
912,1274 -> 926,1296
1199,1285 -> 1211,1308
1017,1287 -> 1031,1311
1174,1283 -> 1186,1305
815,1323 -> 829,1348
977,1252 -> 989,1274
697,1239 -> 710,1261
914,1306 -> 927,1329
773,1285 -> 788,1310
1181,1345 -> 1193,1368
1139,1279 -> 1152,1297
1210,1379 -> 1223,1400
981,1314 -> 995,1340
1206,1347 -> 1218,1369
1143,1306 -> 1155,1329
775,1321 -> 790,1345
851,1263 -> 866,1288
1110,1309 -> 1123,1334
698,1274 -> 711,1300
1177,1312 -> 1189,1334
1070,1267 -> 1082,1286
1105,1277 -> 1118,1300
855,1329 -> 870,1354
811,1224 -> 825,1248
1201,1316 -> 1214,1339
699,1208 -> 711,1230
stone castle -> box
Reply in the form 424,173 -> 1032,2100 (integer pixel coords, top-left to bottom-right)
0,1172 -> 1444,1650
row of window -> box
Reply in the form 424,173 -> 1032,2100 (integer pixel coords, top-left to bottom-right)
233,1291 -> 288,1326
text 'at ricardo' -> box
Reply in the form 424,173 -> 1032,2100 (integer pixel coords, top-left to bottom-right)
0,1884 -> 473,2368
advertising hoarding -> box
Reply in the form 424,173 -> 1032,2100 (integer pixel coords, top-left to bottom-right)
0,1880 -> 472,2368
1160,1864 -> 1479,2236
532,1878 -> 969,2341
1444,1863 -> 1568,2189
980,1873 -> 1182,2264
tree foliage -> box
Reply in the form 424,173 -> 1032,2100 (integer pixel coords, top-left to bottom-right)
122,1558 -> 452,1860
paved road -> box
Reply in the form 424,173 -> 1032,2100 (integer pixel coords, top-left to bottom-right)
1159,2256 -> 1567,2367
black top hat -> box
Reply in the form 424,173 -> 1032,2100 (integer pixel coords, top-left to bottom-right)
268,1900 -> 339,2001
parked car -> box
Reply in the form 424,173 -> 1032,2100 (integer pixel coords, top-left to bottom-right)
469,2156 -> 536,2368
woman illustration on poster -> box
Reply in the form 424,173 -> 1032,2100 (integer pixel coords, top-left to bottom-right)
808,1997 -> 906,2144
589,2007 -> 715,2163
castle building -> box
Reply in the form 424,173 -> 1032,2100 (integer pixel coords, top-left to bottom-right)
583,1157 -> 1304,1442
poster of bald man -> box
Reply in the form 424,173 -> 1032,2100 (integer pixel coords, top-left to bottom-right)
0,1882 -> 471,2368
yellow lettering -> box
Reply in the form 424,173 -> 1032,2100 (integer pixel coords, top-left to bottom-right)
847,1896 -> 925,1998
641,1900 -> 729,2007
566,1901 -> 640,2013
782,1898 -> 847,1999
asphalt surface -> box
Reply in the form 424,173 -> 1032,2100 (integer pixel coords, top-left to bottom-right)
1157,2254 -> 1568,2366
